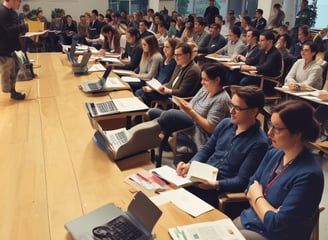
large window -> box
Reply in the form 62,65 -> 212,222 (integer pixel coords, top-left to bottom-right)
109,0 -> 148,15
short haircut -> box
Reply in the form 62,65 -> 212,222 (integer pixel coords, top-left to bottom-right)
256,9 -> 264,15
126,27 -> 140,39
299,24 -> 310,37
230,25 -> 242,38
271,100 -> 319,141
243,16 -> 252,25
210,23 -> 222,30
234,86 -> 265,111
303,40 -> 319,60
215,14 -> 223,21
248,28 -> 260,40
201,63 -> 228,86
195,17 -> 207,26
139,19 -> 149,28
176,42 -> 192,55
261,30 -> 275,41
91,9 -> 98,16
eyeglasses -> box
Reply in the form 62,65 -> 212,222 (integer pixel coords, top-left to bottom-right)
228,102 -> 251,112
174,53 -> 185,57
267,121 -> 288,134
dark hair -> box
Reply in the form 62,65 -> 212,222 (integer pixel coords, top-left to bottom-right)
210,23 -> 221,30
273,3 -> 281,9
176,42 -> 192,55
139,19 -> 150,28
195,17 -> 207,26
142,35 -> 160,58
298,24 -> 310,37
158,21 -> 169,30
91,9 -> 98,16
147,8 -> 154,14
248,28 -> 260,40
261,30 -> 275,41
201,63 -> 228,86
234,86 -> 265,110
126,27 -> 140,40
256,9 -> 264,15
271,100 -> 320,141
230,25 -> 242,38
303,40 -> 318,60
170,19 -> 177,24
215,14 -> 223,21
281,33 -> 292,48
242,16 -> 252,25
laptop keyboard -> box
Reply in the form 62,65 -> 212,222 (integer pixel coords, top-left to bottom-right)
96,101 -> 118,114
92,215 -> 143,240
108,131 -> 129,147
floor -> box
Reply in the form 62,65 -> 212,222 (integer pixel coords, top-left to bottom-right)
160,148 -> 328,240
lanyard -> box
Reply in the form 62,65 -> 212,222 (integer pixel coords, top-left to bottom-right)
264,157 -> 293,196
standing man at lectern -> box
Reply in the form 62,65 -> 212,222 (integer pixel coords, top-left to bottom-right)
0,0 -> 27,100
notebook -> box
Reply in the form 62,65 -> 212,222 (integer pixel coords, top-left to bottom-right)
80,67 -> 112,92
85,97 -> 149,117
65,191 -> 162,240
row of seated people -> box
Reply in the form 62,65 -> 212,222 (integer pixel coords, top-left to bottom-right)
109,27 -> 326,103
105,83 -> 324,240
93,23 -> 327,238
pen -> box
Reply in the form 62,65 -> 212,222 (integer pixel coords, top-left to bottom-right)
136,173 -> 152,184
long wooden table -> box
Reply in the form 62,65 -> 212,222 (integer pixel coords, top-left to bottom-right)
0,52 -> 227,240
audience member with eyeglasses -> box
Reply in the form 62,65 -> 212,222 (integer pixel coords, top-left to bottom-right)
235,100 -> 324,240
156,42 -> 201,98
176,86 -> 269,208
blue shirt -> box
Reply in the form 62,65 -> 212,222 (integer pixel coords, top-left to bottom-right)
241,148 -> 324,240
156,58 -> 176,84
190,118 -> 269,192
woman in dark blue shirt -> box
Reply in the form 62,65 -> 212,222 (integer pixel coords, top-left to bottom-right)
236,100 -> 324,240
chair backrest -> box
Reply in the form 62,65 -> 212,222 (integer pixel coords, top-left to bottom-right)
13,50 -> 34,80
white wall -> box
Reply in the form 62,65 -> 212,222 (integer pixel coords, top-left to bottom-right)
21,0 -> 108,21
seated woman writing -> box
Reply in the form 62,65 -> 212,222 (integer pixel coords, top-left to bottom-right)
284,41 -> 323,91
235,100 -> 324,240
148,63 -> 231,155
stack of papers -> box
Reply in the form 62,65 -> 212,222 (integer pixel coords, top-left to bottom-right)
169,218 -> 246,240
113,69 -> 133,76
151,162 -> 218,187
88,63 -> 107,72
161,188 -> 214,217
121,76 -> 141,82
146,78 -> 162,91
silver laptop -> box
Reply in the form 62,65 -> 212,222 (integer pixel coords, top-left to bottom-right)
72,49 -> 92,74
65,191 -> 162,240
80,67 -> 112,93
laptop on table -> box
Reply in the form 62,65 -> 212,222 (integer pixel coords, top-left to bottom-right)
80,67 -> 112,93
71,49 -> 92,74
65,191 -> 162,240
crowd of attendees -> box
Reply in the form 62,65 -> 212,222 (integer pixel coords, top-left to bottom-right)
15,1 -> 328,240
